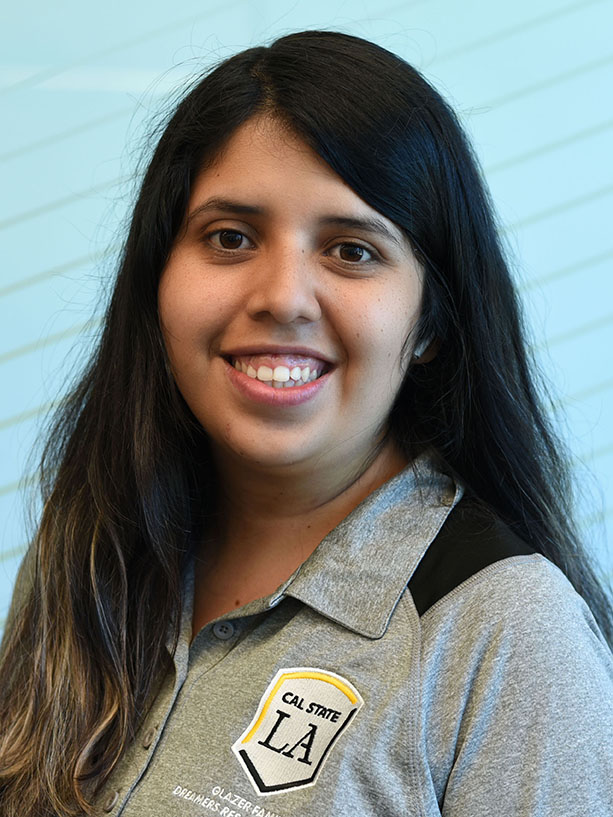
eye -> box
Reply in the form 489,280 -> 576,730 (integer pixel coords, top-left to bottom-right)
209,229 -> 252,250
330,242 -> 375,264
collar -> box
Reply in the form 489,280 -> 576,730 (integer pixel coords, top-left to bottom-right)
281,454 -> 462,639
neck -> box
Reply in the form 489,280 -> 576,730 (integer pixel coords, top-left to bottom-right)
192,438 -> 408,624
215,437 -> 406,549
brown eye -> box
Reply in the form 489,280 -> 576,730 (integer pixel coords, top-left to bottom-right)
217,230 -> 246,249
338,243 -> 370,263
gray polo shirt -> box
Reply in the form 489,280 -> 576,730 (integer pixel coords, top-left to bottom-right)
95,459 -> 613,817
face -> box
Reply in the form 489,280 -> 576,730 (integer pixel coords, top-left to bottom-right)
158,115 -> 423,480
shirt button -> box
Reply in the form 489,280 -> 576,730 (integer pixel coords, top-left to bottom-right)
212,621 -> 235,640
142,725 -> 157,749
103,790 -> 119,812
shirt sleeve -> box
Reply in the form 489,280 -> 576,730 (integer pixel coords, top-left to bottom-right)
420,555 -> 613,817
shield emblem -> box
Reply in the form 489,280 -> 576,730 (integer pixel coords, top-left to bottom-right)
232,667 -> 363,796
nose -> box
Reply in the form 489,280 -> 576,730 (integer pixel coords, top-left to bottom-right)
246,245 -> 322,325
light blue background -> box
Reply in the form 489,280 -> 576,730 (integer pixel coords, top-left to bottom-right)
1,0 -> 612,626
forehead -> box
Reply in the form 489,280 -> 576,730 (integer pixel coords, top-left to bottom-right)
188,114 -> 410,252
189,115 -> 350,208
200,114 -> 329,181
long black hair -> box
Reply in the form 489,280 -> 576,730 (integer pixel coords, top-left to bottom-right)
0,30 -> 610,817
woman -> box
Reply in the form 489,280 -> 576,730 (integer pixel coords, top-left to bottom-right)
0,30 -> 611,817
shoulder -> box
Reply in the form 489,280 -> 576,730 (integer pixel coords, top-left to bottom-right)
408,498 -> 535,616
414,513 -> 613,815
420,551 -> 611,671
410,498 -> 609,658
412,504 -> 613,817
414,502 -> 612,672
416,511 -> 613,762
412,498 -> 613,740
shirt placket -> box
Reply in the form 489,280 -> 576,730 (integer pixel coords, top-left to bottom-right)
101,613 -> 250,816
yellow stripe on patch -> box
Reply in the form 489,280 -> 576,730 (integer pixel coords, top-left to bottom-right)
242,670 -> 358,744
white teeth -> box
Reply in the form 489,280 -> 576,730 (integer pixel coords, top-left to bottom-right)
273,365 -> 290,382
256,365 -> 273,381
233,359 -> 323,388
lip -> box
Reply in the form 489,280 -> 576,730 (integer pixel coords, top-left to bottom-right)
221,344 -> 334,366
223,357 -> 331,406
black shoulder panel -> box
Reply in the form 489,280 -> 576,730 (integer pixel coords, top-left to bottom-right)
408,500 -> 535,616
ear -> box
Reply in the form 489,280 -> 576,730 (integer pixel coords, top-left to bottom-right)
412,336 -> 438,363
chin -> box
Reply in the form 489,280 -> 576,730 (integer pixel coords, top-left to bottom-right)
214,435 -> 318,472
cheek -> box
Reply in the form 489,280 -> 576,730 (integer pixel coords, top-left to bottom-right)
159,275 -> 202,336
348,292 -> 419,372
158,269 -> 232,357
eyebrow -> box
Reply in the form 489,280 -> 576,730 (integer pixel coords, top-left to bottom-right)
187,198 -> 262,222
187,197 -> 405,250
319,215 -> 404,250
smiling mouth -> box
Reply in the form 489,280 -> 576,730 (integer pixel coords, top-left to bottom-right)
227,354 -> 330,389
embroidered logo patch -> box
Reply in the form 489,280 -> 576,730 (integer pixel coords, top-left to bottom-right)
232,667 -> 363,796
